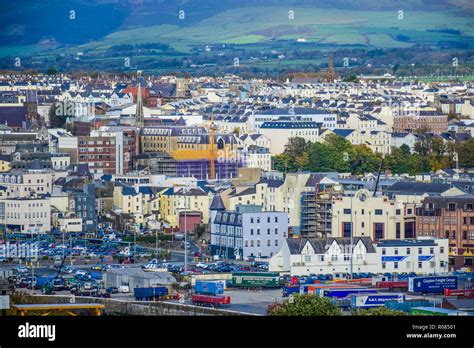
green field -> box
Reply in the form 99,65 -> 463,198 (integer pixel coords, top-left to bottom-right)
20,6 -> 473,58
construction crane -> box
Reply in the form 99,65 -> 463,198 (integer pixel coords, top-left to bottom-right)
209,112 -> 216,179
169,112 -> 218,179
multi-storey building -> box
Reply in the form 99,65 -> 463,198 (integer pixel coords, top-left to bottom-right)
393,111 -> 448,134
78,129 -> 133,175
416,195 -> 474,269
331,189 -> 416,242
0,196 -> 51,234
210,198 -> 288,260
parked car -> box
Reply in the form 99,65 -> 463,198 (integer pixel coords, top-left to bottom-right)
13,265 -> 28,273
118,285 -> 130,293
106,287 -> 119,294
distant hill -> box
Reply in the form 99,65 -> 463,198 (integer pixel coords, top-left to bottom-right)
0,0 -> 472,75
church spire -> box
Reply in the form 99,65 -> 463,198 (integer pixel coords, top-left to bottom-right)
325,52 -> 337,83
135,81 -> 144,128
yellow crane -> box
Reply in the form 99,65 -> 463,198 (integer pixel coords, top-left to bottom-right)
169,113 -> 217,179
209,112 -> 216,179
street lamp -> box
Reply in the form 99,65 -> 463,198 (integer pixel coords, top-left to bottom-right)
348,184 -> 355,281
183,186 -> 188,274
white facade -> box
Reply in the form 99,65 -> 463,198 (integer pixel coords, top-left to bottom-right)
269,237 -> 449,276
0,197 -> 51,234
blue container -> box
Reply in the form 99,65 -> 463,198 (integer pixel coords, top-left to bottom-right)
194,280 -> 225,295
134,287 -> 168,300
322,288 -> 378,299
282,285 -> 300,297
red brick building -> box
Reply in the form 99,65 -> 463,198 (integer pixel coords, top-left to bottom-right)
78,130 -> 134,175
416,195 -> 474,270
393,111 -> 448,134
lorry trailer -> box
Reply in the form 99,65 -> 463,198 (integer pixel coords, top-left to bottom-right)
351,294 -> 405,309
191,294 -> 231,307
320,288 -> 378,299
231,272 -> 280,288
376,281 -> 408,291
408,276 -> 458,294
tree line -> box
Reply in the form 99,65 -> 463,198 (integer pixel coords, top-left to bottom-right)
273,133 -> 474,175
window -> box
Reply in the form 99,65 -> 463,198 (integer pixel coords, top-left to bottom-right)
344,254 -> 349,261
374,223 -> 384,239
343,222 -> 352,238
447,203 -> 456,212
257,229 -> 260,235
418,247 -> 422,254
305,255 -> 311,263
266,240 -> 270,246
396,209 -> 401,215
382,248 -> 386,255
267,228 -> 270,235
257,240 -> 260,247
257,217 -> 260,223
251,218 -> 254,223
319,255 -> 324,262
250,229 -> 254,235
407,248 -> 411,255
394,248 -> 398,255
418,262 -> 422,269
250,241 -> 254,247
407,208 -> 412,215
396,223 -> 401,239
382,262 -> 386,269
275,217 -> 278,223
267,217 -> 270,223
275,228 -> 278,235
394,262 -> 398,269
275,239 -> 278,246
374,209 -> 383,216
440,247 -> 444,253
361,222 -> 365,228
343,209 -> 351,214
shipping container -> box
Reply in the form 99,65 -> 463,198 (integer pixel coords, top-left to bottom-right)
134,287 -> 169,301
231,272 -> 280,288
408,276 -> 458,294
321,288 -> 378,299
410,306 -> 469,316
194,280 -> 225,295
351,294 -> 405,308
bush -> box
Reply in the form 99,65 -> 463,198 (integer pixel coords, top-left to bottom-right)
268,294 -> 341,316
352,307 -> 407,316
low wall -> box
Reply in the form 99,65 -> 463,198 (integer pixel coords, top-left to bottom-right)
26,294 -> 258,316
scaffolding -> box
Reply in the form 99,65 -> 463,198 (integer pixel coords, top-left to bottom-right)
300,184 -> 335,238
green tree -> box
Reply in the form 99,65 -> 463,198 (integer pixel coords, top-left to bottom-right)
351,144 -> 381,175
48,104 -> 66,128
456,138 -> 474,169
352,307 -> 407,316
268,294 -> 341,316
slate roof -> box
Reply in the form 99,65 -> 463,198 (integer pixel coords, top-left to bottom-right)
286,237 -> 376,255
386,182 -> 452,195
210,195 -> 226,210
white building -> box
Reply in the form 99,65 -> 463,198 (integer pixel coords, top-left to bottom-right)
210,199 -> 288,260
258,121 -> 320,155
269,237 -> 449,276
250,108 -> 337,132
0,197 -> 51,234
